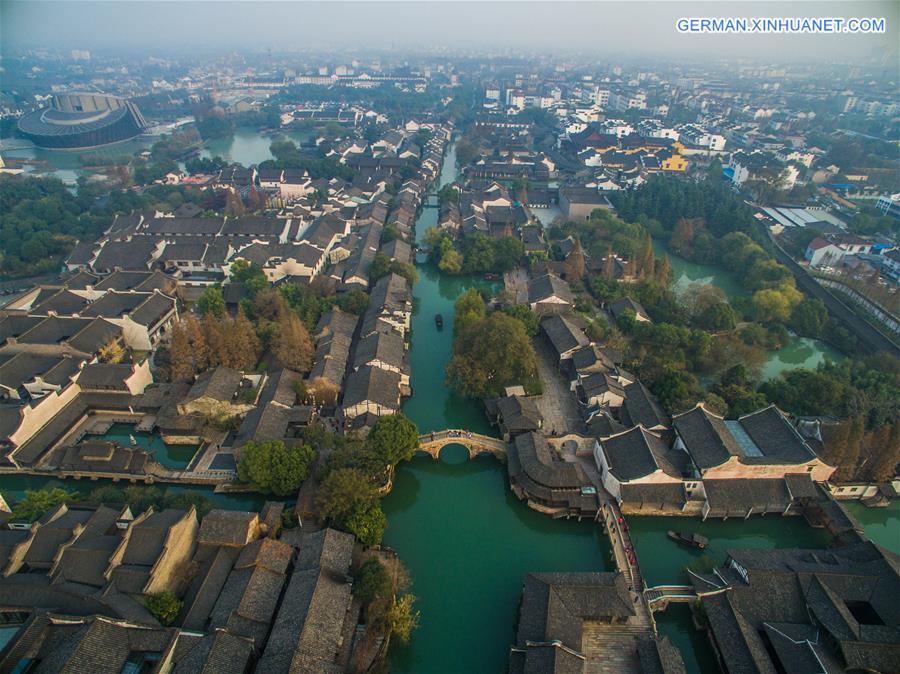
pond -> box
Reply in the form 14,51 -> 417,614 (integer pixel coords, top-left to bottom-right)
1,137 -> 152,185
652,240 -> 843,380
199,127 -> 314,166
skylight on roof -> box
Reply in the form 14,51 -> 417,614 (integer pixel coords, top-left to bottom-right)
724,420 -> 762,457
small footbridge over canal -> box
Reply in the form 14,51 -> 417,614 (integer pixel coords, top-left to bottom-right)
417,429 -> 508,460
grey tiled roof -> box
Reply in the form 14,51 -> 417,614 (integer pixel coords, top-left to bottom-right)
600,425 -> 680,481
257,528 -> 354,674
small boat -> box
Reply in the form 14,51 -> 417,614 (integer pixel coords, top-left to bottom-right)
435,314 -> 444,329
484,273 -> 499,281
667,531 -> 708,549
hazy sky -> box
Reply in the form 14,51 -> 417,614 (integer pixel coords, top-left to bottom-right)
2,1 -> 897,63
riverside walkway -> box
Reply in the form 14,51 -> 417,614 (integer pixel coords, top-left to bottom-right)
417,430 -> 508,459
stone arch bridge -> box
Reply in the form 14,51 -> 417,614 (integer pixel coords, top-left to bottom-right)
418,429 -> 508,460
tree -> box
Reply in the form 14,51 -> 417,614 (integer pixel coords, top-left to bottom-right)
866,424 -> 899,482
438,246 -> 463,274
446,312 -> 540,399
656,254 -> 671,286
563,240 -> 586,281
98,339 -> 125,364
168,321 -> 195,383
752,287 -> 800,324
224,189 -> 245,217
224,307 -> 262,370
346,501 -> 388,546
669,218 -> 695,257
502,304 -> 540,336
337,290 -> 370,315
789,298 -> 828,338
272,305 -> 314,372
637,233 -> 655,279
353,557 -> 392,603
454,288 -> 486,334
303,377 -> 340,407
237,440 -> 315,496
388,594 -> 420,644
184,314 -> 209,372
837,416 -> 866,482
316,468 -> 380,528
196,286 -> 225,318
144,591 -> 182,626
698,302 -> 737,331
369,253 -> 392,282
10,488 -> 77,522
368,413 -> 420,467
492,236 -> 525,272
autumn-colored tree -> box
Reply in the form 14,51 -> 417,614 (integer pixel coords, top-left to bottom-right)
836,416 -> 866,482
603,246 -> 616,281
669,218 -> 695,257
563,240 -> 586,281
656,254 -> 671,286
224,189 -> 245,217
637,233 -> 655,279
245,184 -> 265,212
304,377 -> 340,407
272,304 -> 314,372
203,312 -> 226,368
168,322 -> 195,383
184,314 -> 209,373
252,287 -> 283,321
224,307 -> 261,370
98,339 -> 125,364
864,424 -> 899,482
823,418 -> 850,473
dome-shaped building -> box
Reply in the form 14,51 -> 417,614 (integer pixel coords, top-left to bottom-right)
17,93 -> 148,150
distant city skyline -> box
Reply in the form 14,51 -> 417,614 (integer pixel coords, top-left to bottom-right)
2,1 -> 897,63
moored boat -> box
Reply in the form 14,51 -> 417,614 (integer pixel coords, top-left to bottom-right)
435,313 -> 444,329
667,530 -> 708,549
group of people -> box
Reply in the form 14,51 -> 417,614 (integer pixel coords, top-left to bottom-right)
430,429 -> 474,441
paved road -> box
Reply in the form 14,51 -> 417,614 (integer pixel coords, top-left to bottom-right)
533,338 -> 583,435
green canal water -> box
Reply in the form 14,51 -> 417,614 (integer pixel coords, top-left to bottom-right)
89,422 -> 199,470
845,501 -> 900,555
382,262 -> 613,674
0,473 -> 269,512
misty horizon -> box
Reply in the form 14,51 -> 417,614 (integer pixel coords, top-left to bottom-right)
2,0 -> 898,64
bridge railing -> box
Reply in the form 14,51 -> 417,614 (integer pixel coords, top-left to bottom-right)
419,429 -> 505,446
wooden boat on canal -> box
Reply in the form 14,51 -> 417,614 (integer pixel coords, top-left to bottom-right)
435,314 -> 444,329
667,531 -> 708,549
